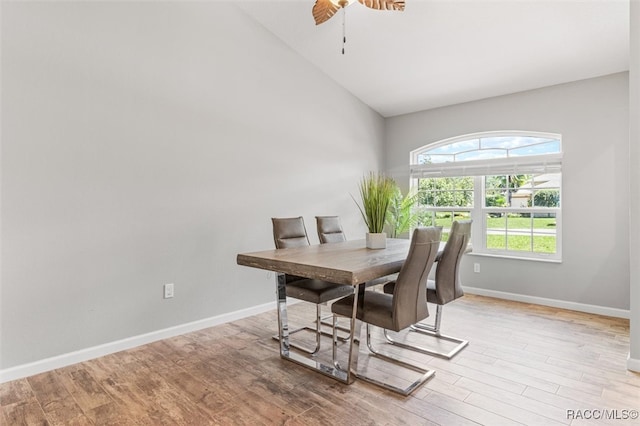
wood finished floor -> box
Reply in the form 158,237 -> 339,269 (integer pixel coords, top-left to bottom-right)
1,294 -> 639,425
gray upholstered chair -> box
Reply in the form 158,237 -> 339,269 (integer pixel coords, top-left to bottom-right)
272,217 -> 352,355
316,216 -> 347,244
331,226 -> 441,395
383,219 -> 472,359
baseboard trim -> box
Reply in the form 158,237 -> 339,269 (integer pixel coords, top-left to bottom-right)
627,354 -> 640,372
463,286 -> 630,319
0,301 -> 276,384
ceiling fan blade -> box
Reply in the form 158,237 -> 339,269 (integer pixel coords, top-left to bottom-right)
313,0 -> 341,25
357,0 -> 405,11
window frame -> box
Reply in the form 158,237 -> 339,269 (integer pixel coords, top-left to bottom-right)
410,131 -> 562,262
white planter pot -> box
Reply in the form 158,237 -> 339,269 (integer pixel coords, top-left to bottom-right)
366,232 -> 387,249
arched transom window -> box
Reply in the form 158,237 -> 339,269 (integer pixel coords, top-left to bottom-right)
410,131 -> 562,261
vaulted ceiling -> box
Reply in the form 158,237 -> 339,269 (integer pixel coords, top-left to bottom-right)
239,0 -> 629,117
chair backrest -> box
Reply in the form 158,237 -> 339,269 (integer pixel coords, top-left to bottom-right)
391,227 -> 441,331
316,216 -> 347,244
272,217 -> 310,249
434,220 -> 472,305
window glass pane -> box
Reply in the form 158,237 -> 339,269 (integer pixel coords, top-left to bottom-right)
485,175 -> 505,190
533,213 -> 556,253
480,136 -> 521,149
457,149 -> 506,161
418,153 -> 453,164
507,213 -> 531,230
418,177 -> 473,208
507,233 -> 532,252
416,153 -> 431,164
485,175 -> 536,208
436,211 -> 453,229
454,211 -> 472,222
515,173 -> 560,208
506,221 -> 532,252
425,139 -> 479,155
422,191 -> 435,206
509,175 -> 531,189
486,213 -> 506,250
507,175 -> 530,208
533,235 -> 556,253
485,190 -> 506,207
487,234 -> 506,250
454,190 -> 474,208
510,191 -> 530,208
480,136 -> 560,154
436,212 -> 453,242
532,189 -> 560,208
510,140 -> 561,156
485,175 -> 507,207
416,210 -> 435,227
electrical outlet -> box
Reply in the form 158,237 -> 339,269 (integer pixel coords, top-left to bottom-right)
164,283 -> 174,299
473,263 -> 480,273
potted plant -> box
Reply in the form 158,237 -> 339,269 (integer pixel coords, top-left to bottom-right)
386,185 -> 420,238
353,172 -> 395,249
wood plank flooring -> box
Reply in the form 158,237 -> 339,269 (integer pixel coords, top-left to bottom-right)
1,294 -> 639,425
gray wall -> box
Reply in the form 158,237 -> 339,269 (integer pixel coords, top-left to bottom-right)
385,73 -> 630,310
0,2 -> 384,369
629,0 -> 640,368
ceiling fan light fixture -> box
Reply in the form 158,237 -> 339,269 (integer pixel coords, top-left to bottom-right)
313,0 -> 405,26
329,0 -> 353,7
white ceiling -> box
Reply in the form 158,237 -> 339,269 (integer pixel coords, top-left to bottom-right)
238,0 -> 629,117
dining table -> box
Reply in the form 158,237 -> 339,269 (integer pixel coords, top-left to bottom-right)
236,238 -> 413,385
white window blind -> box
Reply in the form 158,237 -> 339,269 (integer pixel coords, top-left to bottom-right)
410,153 -> 563,178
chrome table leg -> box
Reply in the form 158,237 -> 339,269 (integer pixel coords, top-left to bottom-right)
276,272 -> 290,356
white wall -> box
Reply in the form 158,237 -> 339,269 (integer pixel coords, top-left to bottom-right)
0,2 -> 384,369
385,73 -> 630,311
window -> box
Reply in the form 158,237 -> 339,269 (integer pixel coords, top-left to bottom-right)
410,131 -> 562,261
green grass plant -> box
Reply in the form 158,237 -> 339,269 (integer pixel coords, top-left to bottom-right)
354,173 -> 396,234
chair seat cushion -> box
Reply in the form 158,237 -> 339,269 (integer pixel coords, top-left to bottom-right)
384,279 -> 439,304
426,279 -> 437,304
331,292 -> 396,331
286,279 -> 352,304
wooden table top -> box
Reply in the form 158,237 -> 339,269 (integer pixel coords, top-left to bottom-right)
236,239 -> 411,286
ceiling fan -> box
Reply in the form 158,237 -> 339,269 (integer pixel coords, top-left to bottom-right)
312,0 -> 405,26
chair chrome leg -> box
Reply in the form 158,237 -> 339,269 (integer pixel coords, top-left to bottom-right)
272,305 -> 321,356
321,316 -> 352,337
320,311 -> 351,341
411,303 -> 444,334
384,305 -> 468,359
272,303 -> 351,354
356,324 -> 435,396
272,327 -> 322,355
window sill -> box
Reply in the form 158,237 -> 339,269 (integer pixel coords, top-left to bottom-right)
467,252 -> 562,264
